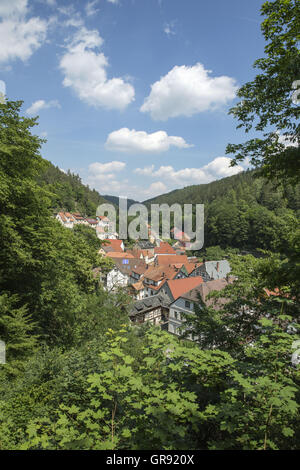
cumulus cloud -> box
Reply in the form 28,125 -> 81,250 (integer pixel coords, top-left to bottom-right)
84,157 -> 244,201
105,128 -> 193,153
0,0 -> 28,18
144,181 -> 167,197
0,0 -> 47,65
135,156 -> 244,186
86,160 -> 130,197
140,63 -> 238,120
59,27 -> 135,110
88,161 -> 126,182
26,99 -> 61,115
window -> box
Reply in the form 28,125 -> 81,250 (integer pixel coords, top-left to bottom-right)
185,301 -> 191,309
173,311 -> 181,321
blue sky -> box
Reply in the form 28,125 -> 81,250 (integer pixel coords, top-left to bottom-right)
0,0 -> 266,201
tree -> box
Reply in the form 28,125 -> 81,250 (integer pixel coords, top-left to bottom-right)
0,294 -> 38,376
0,100 -> 101,346
226,0 -> 300,183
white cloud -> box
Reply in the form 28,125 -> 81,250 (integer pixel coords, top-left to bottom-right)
0,0 -> 47,65
26,99 -> 61,115
135,156 -> 244,186
0,0 -> 28,18
59,27 -> 135,110
141,63 -> 238,120
57,5 -> 84,29
85,1 -> 100,17
144,181 -> 167,197
107,0 -> 119,4
89,161 -> 126,181
105,128 -> 193,153
84,157 -> 244,201
86,160 -> 130,196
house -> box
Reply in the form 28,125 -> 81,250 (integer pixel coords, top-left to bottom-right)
135,240 -> 156,250
127,248 -> 155,265
85,218 -> 99,229
97,215 -> 110,228
105,258 -> 145,291
168,278 -> 232,337
56,211 -> 76,228
130,280 -> 146,300
99,239 -> 125,254
155,254 -> 189,266
203,260 -> 231,280
141,265 -> 187,297
72,213 -> 86,224
129,292 -> 170,328
129,263 -> 148,286
96,225 -> 118,240
159,276 -> 204,304
106,252 -> 134,260
154,241 -> 177,256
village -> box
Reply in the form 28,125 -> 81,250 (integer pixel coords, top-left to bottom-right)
56,211 -> 232,339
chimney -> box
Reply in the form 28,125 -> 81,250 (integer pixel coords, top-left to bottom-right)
217,262 -> 220,272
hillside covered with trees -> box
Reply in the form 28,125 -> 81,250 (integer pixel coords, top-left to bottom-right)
145,170 -> 300,252
36,163 -> 109,217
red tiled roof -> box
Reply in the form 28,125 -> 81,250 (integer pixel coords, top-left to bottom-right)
156,255 -> 189,266
184,262 -> 203,274
132,264 -> 148,275
102,239 -> 124,252
86,218 -> 98,224
58,211 -> 67,222
154,242 -> 176,255
107,252 -> 133,259
143,265 -> 177,283
166,276 -> 203,301
131,281 -> 144,291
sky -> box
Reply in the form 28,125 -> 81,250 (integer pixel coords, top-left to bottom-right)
0,0 -> 267,201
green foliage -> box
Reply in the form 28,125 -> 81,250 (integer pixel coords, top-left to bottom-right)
146,171 -> 299,252
15,327 -> 234,450
0,294 -> 38,377
226,0 -> 300,183
37,164 -> 108,216
0,100 -> 106,347
0,1 -> 299,449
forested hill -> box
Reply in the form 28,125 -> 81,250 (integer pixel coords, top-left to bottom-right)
144,170 -> 300,252
36,162 -> 109,216
144,170 -> 299,210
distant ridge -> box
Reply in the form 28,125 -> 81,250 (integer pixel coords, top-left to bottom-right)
103,195 -> 139,208
143,171 -> 254,205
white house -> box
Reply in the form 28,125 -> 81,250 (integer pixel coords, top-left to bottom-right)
168,278 -> 231,338
56,212 -> 75,228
